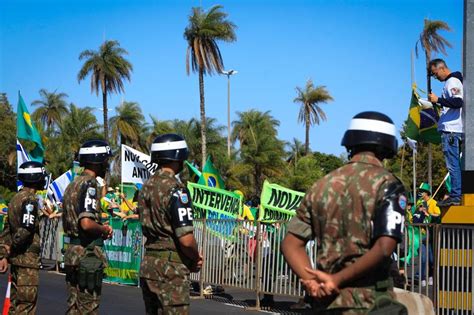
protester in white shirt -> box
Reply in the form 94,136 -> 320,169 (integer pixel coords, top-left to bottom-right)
428,58 -> 463,206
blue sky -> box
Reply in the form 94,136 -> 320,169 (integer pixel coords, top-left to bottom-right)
0,0 -> 463,156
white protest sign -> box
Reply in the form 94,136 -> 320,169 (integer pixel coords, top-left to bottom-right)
121,145 -> 158,184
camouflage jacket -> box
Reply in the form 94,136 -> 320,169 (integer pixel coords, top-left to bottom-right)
138,169 -> 194,251
288,152 -> 406,310
3,188 -> 41,268
62,173 -> 102,239
62,173 -> 107,267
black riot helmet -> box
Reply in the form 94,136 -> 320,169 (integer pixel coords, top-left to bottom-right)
341,111 -> 398,159
150,134 -> 189,164
78,140 -> 112,167
18,161 -> 48,188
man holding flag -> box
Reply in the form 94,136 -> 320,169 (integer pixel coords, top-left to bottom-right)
428,59 -> 464,206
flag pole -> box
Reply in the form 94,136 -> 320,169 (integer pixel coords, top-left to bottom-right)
400,143 -> 406,179
432,173 -> 450,200
413,149 -> 416,203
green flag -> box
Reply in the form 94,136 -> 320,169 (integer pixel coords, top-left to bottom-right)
445,174 -> 451,193
404,86 -> 441,144
197,156 -> 225,189
185,161 -> 201,183
17,93 -> 44,162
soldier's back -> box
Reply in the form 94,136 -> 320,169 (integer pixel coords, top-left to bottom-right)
139,169 -> 180,243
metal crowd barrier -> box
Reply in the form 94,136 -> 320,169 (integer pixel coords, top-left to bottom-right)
436,225 -> 473,315
39,216 -> 63,265
397,223 -> 438,299
192,219 -> 316,307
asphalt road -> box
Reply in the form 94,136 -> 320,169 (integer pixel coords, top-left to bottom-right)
0,271 -> 303,314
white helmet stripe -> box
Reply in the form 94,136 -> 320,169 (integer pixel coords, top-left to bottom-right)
79,146 -> 109,154
348,118 -> 396,136
18,167 -> 44,174
151,140 -> 187,152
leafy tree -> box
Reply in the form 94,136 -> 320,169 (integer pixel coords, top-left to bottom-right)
31,89 -> 69,133
286,138 -> 305,166
146,116 -> 174,148
45,103 -> 102,177
230,110 -> 285,196
312,151 -> 344,175
109,101 -> 144,147
78,40 -> 133,142
281,155 -> 324,192
184,5 -> 236,167
172,117 -> 228,171
0,94 -> 17,191
294,79 -> 333,155
386,143 -> 448,198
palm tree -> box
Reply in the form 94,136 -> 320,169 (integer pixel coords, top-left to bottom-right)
231,110 -> 285,195
416,19 -> 452,91
286,138 -> 305,166
173,117 -> 227,168
184,5 -> 236,167
415,19 -> 451,189
146,116 -> 174,149
42,103 -> 101,177
31,89 -> 69,133
109,101 -> 144,147
59,104 -> 101,154
77,40 -> 133,142
294,79 -> 333,155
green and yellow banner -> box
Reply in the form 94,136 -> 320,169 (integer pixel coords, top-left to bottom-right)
188,182 -> 242,239
104,218 -> 143,285
259,180 -> 305,222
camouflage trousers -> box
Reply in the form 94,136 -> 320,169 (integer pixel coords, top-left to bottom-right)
140,278 -> 189,315
9,265 -> 39,315
65,260 -> 103,314
312,288 -> 408,315
139,255 -> 191,315
65,281 -> 101,315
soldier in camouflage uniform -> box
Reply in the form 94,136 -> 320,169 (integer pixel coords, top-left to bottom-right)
282,112 -> 408,314
62,140 -> 113,314
0,161 -> 48,314
138,134 -> 202,315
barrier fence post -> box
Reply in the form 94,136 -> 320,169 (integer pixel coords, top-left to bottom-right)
253,221 -> 262,310
433,224 -> 440,310
199,218 -> 207,298
55,221 -> 60,273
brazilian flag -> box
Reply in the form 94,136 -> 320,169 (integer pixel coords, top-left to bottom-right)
404,86 -> 441,144
17,92 -> 44,162
198,156 -> 225,189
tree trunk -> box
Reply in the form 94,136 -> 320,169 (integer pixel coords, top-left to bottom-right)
305,111 -> 310,155
103,91 -> 109,142
199,68 -> 207,168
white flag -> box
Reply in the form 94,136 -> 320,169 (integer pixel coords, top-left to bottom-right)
17,139 -> 30,191
121,145 -> 158,184
48,170 -> 73,203
406,137 -> 417,154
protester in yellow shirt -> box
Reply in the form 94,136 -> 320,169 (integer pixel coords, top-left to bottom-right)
418,182 -> 441,223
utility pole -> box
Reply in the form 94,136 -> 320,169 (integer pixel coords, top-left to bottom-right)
221,69 -> 238,157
